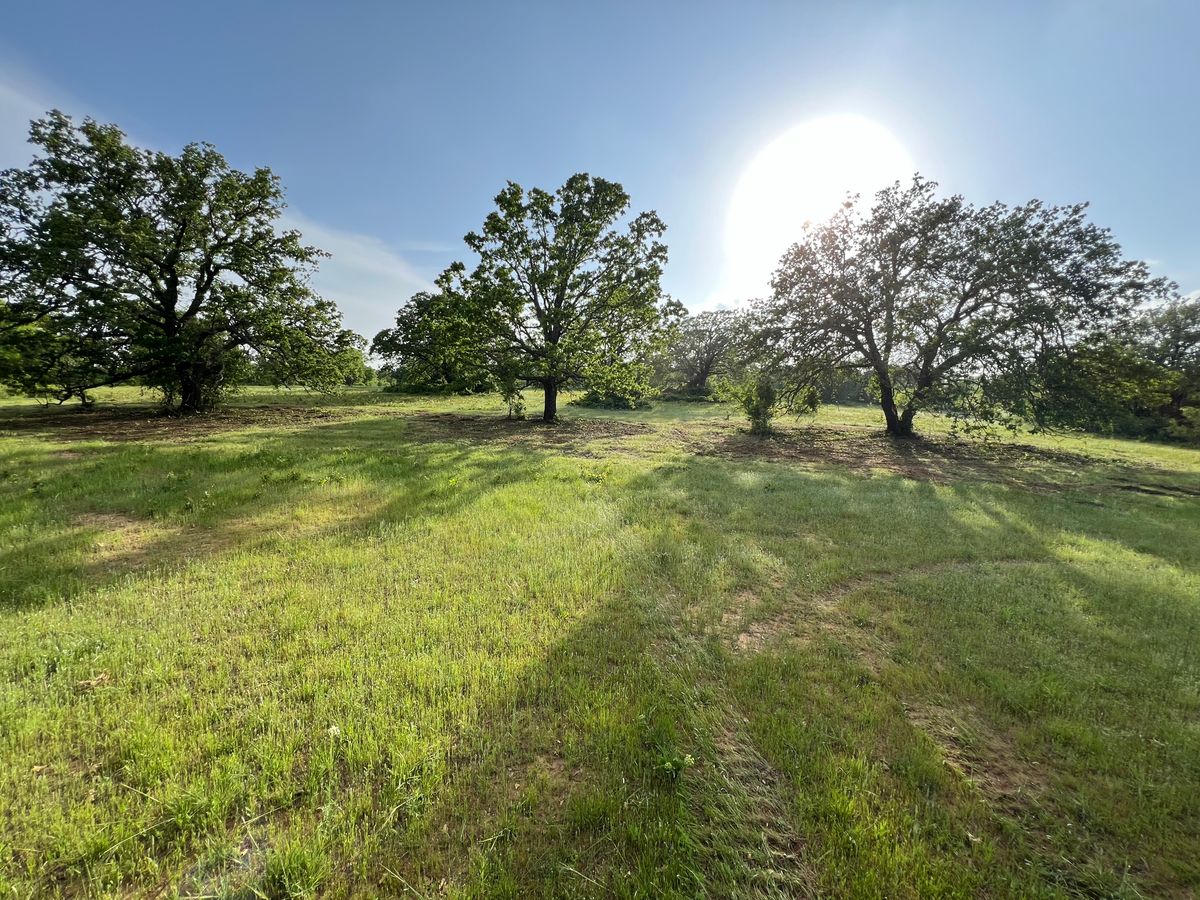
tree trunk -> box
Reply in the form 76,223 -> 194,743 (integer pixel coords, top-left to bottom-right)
542,380 -> 559,422
174,361 -> 219,415
1158,392 -> 1188,425
874,365 -> 919,436
881,403 -> 910,436
877,376 -> 909,436
177,368 -> 205,415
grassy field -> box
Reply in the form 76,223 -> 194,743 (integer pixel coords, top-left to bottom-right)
1,388 -> 1198,898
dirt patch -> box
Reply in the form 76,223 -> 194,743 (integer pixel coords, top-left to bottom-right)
0,404 -> 349,443
711,724 -> 817,897
1114,482 -> 1200,498
733,589 -> 846,654
905,702 -> 1047,811
695,426 -> 1110,488
506,753 -> 577,807
402,412 -> 653,456
72,512 -> 249,580
75,512 -> 164,564
730,558 -> 1037,662
690,424 -> 1200,500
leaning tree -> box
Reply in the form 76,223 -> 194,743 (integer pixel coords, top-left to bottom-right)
424,173 -> 675,422
760,176 -> 1171,436
0,111 -> 358,413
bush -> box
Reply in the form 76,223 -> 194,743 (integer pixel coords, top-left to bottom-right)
714,371 -> 779,434
576,360 -> 658,410
572,390 -> 654,410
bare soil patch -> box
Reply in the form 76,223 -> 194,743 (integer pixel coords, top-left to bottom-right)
0,404 -> 348,443
904,702 -> 1048,812
730,558 -> 1037,661
698,426 -> 1100,486
403,412 -> 653,456
1114,481 -> 1200,498
74,512 -> 163,564
732,589 -> 845,654
72,512 -> 250,581
690,423 -> 1200,501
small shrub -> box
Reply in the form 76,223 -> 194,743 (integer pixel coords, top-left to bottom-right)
496,372 -> 526,419
714,371 -> 780,434
571,390 -> 654,410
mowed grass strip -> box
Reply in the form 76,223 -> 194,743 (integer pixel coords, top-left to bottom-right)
1,390 -> 1198,898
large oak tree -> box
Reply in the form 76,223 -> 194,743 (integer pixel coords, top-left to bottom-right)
0,111 -> 358,413
661,310 -> 745,396
392,173 -> 673,422
761,176 -> 1170,436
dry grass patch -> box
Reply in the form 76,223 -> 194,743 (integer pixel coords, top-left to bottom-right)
74,512 -> 166,565
904,702 -> 1049,811
711,723 -> 817,898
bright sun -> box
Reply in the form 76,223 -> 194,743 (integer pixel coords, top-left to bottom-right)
716,115 -> 914,304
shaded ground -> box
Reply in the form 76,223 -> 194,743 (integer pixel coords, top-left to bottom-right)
695,425 -> 1200,497
0,402 -> 350,442
6,399 -> 1194,498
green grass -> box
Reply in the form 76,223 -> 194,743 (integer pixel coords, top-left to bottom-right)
1,388 -> 1198,898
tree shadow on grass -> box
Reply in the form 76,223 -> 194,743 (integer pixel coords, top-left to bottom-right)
10,446 -> 796,897
292,463 -> 823,898
354,449 -> 1197,897
695,423 -> 1200,497
0,401 -> 353,443
0,413 -> 558,611
6,406 -> 1198,896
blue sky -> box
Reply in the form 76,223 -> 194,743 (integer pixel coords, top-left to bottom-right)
1,0 -> 1196,339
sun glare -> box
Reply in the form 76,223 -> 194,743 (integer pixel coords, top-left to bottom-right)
716,115 -> 914,304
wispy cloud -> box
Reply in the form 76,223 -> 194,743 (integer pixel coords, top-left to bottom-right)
0,67 -> 58,169
281,212 -> 435,339
0,64 -> 436,341
392,239 -> 458,254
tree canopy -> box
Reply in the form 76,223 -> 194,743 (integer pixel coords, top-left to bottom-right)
759,176 -> 1171,436
374,174 -> 677,421
0,111 -> 358,413
659,310 -> 744,397
370,287 -> 491,394
1141,297 -> 1200,430
1007,295 -> 1200,440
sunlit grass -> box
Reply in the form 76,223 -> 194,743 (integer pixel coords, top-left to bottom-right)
1,389 -> 1197,897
